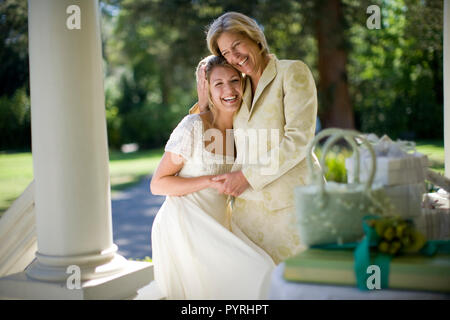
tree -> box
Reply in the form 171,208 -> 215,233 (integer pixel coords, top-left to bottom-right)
0,0 -> 28,97
0,0 -> 31,150
298,0 -> 375,130
348,0 -> 443,139
101,0 -> 444,150
103,0 -> 313,148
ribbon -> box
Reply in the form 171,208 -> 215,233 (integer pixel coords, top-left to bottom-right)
225,195 -> 235,232
353,217 -> 390,290
420,240 -> 450,256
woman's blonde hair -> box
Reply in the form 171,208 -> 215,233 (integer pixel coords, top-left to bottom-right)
206,12 -> 270,58
203,55 -> 243,126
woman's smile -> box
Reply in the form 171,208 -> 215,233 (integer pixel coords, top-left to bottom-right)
238,57 -> 248,66
223,95 -> 238,103
209,65 -> 243,113
217,32 -> 264,79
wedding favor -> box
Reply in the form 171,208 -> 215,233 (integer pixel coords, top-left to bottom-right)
346,134 -> 428,218
416,172 -> 450,240
346,135 -> 428,186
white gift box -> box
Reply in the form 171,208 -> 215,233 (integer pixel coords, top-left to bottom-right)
345,134 -> 428,219
415,190 -> 450,240
381,182 -> 426,218
345,135 -> 428,186
422,190 -> 450,210
346,154 -> 428,186
415,209 -> 450,241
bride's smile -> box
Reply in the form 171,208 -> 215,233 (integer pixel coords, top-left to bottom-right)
209,66 -> 243,114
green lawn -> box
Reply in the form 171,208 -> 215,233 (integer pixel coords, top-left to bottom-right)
415,140 -> 445,174
0,140 -> 446,217
0,148 -> 164,216
109,148 -> 163,194
0,152 -> 34,216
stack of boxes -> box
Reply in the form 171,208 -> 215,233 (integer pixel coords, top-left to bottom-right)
344,134 -> 448,240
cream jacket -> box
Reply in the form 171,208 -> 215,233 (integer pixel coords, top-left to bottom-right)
234,55 -> 320,211
191,55 -> 320,211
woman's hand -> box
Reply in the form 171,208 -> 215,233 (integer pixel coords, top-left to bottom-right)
196,63 -> 209,112
209,179 -> 226,193
211,171 -> 250,197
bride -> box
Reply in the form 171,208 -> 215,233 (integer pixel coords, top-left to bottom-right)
150,55 -> 275,300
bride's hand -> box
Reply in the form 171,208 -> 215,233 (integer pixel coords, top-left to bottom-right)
209,178 -> 226,193
211,171 -> 249,197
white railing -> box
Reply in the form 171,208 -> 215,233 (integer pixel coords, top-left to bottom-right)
0,181 -> 37,277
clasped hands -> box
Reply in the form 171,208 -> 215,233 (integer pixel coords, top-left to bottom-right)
209,170 -> 250,197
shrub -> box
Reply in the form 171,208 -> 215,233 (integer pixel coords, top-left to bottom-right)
314,145 -> 351,183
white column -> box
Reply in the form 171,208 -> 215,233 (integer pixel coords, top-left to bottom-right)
444,0 -> 450,178
0,0 -> 153,299
25,0 -> 122,282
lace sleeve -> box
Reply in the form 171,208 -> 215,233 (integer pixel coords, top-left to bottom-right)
164,114 -> 198,161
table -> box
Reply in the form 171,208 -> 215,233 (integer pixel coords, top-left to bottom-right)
268,263 -> 450,300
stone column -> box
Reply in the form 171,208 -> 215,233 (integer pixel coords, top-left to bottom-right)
25,0 -> 123,282
0,0 -> 152,299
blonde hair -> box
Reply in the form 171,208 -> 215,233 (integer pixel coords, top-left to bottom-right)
206,12 -> 270,57
204,55 -> 243,126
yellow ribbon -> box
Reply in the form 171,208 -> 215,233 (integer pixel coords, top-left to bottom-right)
225,196 -> 235,231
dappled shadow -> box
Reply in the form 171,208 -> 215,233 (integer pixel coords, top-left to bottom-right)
110,174 -> 148,193
111,175 -> 164,260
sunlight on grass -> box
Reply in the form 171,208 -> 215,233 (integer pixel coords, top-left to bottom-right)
0,152 -> 34,215
415,140 -> 445,174
0,149 -> 164,216
109,148 -> 163,194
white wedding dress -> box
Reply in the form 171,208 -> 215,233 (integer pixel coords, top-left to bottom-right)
151,114 -> 275,300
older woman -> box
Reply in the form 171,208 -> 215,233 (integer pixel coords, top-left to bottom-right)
193,12 -> 321,264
